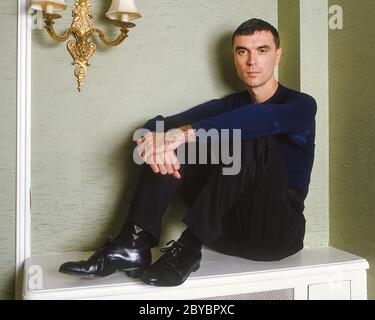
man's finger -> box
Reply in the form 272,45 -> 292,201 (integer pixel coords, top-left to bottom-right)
150,163 -> 159,173
158,164 -> 167,175
135,144 -> 145,159
172,170 -> 181,179
163,152 -> 175,174
142,141 -> 157,162
169,151 -> 180,171
144,152 -> 160,174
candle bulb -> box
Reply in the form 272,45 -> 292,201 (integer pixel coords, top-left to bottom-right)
46,4 -> 53,14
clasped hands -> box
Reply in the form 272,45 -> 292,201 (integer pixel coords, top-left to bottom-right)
135,126 -> 194,179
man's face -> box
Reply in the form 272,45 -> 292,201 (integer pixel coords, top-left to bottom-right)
233,31 -> 282,89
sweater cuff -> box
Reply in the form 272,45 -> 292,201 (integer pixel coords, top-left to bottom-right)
143,115 -> 165,132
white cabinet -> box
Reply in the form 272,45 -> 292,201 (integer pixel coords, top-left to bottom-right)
308,281 -> 351,300
22,246 -> 368,300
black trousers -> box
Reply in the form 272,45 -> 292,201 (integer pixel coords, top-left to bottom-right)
125,136 -> 306,261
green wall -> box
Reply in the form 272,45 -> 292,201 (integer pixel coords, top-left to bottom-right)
329,0 -> 375,300
30,0 -> 278,254
0,0 -> 17,300
278,0 -> 300,91
279,0 -> 330,248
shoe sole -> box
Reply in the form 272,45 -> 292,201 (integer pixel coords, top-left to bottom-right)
59,267 -> 147,279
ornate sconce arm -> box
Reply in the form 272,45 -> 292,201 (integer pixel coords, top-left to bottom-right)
32,0 -> 141,91
89,22 -> 135,47
43,13 -> 72,42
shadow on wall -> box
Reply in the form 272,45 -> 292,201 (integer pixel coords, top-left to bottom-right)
211,30 -> 244,94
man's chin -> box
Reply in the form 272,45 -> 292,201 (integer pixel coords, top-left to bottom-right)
245,82 -> 262,89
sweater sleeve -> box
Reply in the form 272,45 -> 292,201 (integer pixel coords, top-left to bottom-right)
191,93 -> 317,142
142,98 -> 234,132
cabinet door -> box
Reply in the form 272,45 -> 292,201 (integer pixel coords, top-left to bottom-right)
308,281 -> 351,300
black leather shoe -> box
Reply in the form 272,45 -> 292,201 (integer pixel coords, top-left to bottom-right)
140,240 -> 201,286
58,239 -> 151,279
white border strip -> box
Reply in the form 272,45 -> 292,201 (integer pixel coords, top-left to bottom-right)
16,0 -> 31,300
300,0 -> 330,245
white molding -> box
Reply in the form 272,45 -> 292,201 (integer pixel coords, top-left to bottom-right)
16,0 -> 31,300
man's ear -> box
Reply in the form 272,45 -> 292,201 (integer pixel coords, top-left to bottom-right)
276,47 -> 283,65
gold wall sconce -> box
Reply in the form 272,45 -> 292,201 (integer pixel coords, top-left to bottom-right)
30,0 -> 141,91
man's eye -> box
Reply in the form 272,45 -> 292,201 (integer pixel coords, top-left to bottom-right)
259,49 -> 267,54
237,50 -> 246,55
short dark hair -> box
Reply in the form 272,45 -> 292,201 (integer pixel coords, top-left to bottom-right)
232,18 -> 280,49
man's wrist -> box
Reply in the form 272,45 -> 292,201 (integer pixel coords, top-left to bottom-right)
179,124 -> 196,143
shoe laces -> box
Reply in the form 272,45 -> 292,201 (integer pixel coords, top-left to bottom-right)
160,240 -> 185,259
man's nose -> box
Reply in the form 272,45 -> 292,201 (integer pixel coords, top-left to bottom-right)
246,53 -> 257,65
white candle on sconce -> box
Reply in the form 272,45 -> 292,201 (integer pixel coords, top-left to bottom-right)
106,0 -> 142,23
29,0 -> 67,13
46,4 -> 53,14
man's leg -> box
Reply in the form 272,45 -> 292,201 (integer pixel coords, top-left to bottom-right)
115,163 -> 184,246
180,137 -> 275,244
58,146 -> 209,280
190,136 -> 306,261
116,143 -> 215,246
140,136 -> 302,286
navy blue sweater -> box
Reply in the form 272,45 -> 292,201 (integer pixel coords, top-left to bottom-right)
143,84 -> 317,199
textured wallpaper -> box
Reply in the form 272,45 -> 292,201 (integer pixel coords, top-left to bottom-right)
0,0 -> 16,300
278,0 -> 300,91
329,0 -> 375,300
